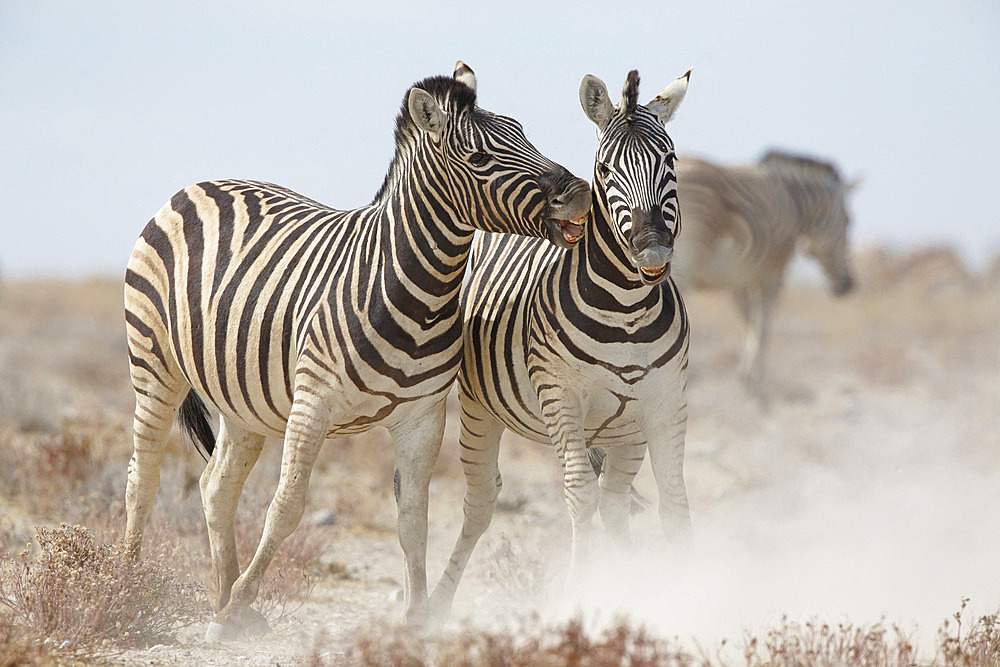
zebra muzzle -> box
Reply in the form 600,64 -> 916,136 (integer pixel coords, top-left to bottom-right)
633,246 -> 673,284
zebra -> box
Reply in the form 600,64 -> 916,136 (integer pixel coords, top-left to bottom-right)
123,61 -> 591,640
670,150 -> 859,395
428,68 -> 692,619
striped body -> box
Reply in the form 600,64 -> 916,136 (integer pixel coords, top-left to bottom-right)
123,64 -> 591,637
128,178 -> 472,441
671,151 -> 857,394
429,70 -> 693,617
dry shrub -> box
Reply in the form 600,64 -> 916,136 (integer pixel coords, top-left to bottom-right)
937,598 -> 1000,666
741,616 -> 916,666
0,610 -> 58,666
0,524 -> 207,656
348,615 -> 701,666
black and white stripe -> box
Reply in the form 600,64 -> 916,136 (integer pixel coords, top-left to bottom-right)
122,62 -> 590,638
670,150 -> 858,394
429,69 -> 693,617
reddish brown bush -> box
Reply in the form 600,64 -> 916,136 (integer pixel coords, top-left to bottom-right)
0,524 -> 206,655
348,615 -> 701,666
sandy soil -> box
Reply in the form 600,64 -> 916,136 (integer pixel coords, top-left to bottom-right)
0,246 -> 997,664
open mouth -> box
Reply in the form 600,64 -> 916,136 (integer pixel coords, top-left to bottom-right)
640,264 -> 667,279
557,214 -> 587,245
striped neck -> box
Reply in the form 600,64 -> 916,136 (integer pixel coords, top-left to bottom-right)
361,157 -> 476,330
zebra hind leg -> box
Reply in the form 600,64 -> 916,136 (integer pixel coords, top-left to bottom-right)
124,385 -> 187,556
123,317 -> 189,557
207,385 -> 332,642
200,417 -> 265,613
428,393 -> 504,622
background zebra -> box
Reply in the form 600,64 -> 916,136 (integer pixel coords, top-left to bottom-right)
123,62 -> 591,640
670,151 -> 859,396
428,69 -> 692,619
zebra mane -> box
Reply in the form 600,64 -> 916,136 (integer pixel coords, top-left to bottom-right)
759,150 -> 842,184
372,75 -> 478,205
621,69 -> 640,118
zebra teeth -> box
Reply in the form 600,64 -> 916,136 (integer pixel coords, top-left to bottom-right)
640,265 -> 666,279
558,218 -> 585,245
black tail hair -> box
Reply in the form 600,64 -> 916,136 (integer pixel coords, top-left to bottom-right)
587,447 -> 651,515
178,391 -> 215,461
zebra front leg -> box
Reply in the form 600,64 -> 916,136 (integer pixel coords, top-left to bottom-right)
199,417 -> 265,612
537,385 -> 596,582
387,400 -> 447,625
597,443 -> 648,550
429,392 -> 504,621
646,401 -> 692,543
206,389 -> 331,642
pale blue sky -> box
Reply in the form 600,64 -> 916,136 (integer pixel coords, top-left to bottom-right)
2,1 -> 998,277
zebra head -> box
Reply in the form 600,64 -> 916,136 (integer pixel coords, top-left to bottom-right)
403,62 -> 591,248
803,196 -> 856,296
580,69 -> 690,285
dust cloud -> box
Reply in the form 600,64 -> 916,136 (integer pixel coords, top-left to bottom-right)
442,275 -> 1000,658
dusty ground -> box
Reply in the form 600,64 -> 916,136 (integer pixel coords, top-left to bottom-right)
0,246 -> 998,664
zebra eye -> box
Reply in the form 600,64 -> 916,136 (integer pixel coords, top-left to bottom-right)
597,163 -> 611,178
469,151 -> 491,167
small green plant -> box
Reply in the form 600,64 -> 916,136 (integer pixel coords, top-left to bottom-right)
0,524 -> 206,655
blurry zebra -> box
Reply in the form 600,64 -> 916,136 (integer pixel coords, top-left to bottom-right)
670,151 -> 860,394
429,69 -> 692,618
123,62 -> 591,639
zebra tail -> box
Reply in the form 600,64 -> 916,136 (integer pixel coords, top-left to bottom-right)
587,447 -> 650,516
178,391 -> 215,462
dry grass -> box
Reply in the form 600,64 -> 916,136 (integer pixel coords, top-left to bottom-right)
347,616 -> 704,666
0,524 -> 206,658
336,603 -> 1000,667
936,598 -> 1000,666
741,616 -> 917,666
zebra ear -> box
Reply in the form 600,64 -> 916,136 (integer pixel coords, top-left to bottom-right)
408,87 -> 447,140
580,74 -> 613,129
453,60 -> 477,92
647,68 -> 692,125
